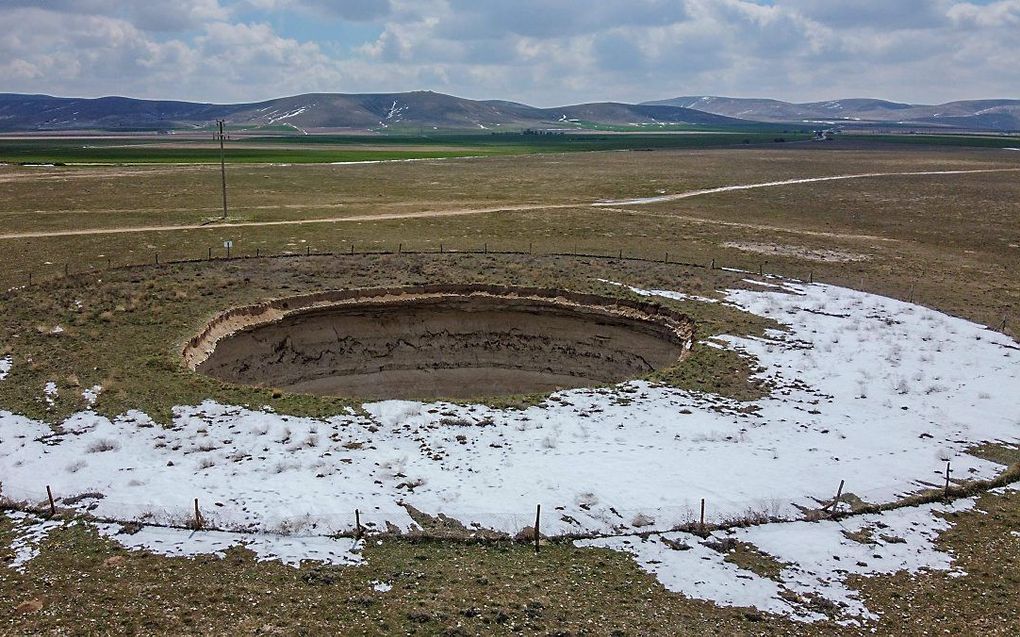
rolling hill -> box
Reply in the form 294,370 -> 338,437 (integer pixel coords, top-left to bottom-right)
643,96 -> 1020,131
0,91 -> 752,133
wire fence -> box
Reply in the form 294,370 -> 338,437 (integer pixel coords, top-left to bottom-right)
8,456 -> 1015,546
6,241 -> 829,297
5,241 -> 1011,334
1,243 -> 1016,541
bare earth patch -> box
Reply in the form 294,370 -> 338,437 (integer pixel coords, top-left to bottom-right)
722,241 -> 873,263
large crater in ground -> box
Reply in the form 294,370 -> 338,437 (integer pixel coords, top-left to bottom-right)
184,285 -> 695,400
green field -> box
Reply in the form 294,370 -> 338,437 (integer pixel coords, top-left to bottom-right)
4,130 -> 1018,166
845,133 -> 1020,148
0,131 -> 811,164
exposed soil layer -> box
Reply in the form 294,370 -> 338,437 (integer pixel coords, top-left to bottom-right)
188,285 -> 695,400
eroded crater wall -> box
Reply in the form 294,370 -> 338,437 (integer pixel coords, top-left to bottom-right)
191,286 -> 694,400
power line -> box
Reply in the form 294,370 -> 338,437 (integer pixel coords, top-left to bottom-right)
218,119 -> 228,220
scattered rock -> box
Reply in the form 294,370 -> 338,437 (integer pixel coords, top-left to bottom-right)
14,598 -> 44,614
103,555 -> 126,567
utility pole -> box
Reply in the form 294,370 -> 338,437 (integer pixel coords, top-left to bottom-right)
217,120 -> 228,220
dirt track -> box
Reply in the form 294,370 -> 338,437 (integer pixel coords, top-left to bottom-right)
2,167 -> 1017,241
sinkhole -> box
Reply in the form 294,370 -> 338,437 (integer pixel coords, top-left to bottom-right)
185,285 -> 695,401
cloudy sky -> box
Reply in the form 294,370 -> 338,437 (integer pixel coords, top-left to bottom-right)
1,0 -> 1017,106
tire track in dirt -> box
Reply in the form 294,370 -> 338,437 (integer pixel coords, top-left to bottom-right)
591,207 -> 899,243
591,168 -> 1020,207
0,204 -> 578,240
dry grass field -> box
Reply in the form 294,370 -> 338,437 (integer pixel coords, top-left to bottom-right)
1,139 -> 1019,635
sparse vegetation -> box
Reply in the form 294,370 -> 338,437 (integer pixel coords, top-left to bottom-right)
1,139 -> 1018,634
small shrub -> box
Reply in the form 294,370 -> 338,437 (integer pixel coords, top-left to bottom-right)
86,438 -> 119,453
631,513 -> 655,528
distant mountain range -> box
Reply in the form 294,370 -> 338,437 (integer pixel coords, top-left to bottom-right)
643,96 -> 1020,131
0,91 -> 748,133
0,91 -> 1017,133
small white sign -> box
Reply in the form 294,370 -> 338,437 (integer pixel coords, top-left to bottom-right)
224,240 -> 233,249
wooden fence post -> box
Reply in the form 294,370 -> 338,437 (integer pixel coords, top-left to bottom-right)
700,498 -> 706,534
534,504 -> 541,554
46,485 -> 55,516
208,247 -> 212,260
194,498 -> 202,530
827,480 -> 845,515
355,509 -> 362,539
944,462 -> 951,498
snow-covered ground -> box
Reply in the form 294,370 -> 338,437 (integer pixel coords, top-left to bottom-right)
94,522 -> 363,567
2,510 -> 362,569
3,511 -> 65,572
579,495 -> 994,623
1,278 -> 1017,621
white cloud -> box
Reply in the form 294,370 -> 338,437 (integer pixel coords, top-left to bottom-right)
0,0 -> 1016,105
947,0 -> 1020,26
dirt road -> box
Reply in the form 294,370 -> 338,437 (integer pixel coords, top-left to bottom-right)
2,167 -> 1017,240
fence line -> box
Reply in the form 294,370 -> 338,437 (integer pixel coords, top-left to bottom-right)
9,242 -> 1007,335
4,458 -> 1015,547
8,242 -> 808,291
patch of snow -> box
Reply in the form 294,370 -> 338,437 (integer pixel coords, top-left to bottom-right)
83,385 -> 102,407
44,381 -> 58,407
725,241 -> 871,263
372,580 -> 393,592
49,325 -> 65,335
741,278 -> 785,289
266,107 -> 307,124
328,156 -> 484,166
578,532 -> 800,617
580,498 -> 978,623
0,355 -> 11,381
385,100 -> 407,121
598,279 -> 719,304
95,523 -> 364,568
4,511 -> 66,573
